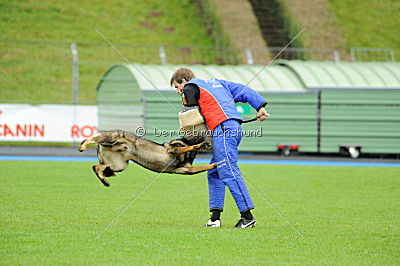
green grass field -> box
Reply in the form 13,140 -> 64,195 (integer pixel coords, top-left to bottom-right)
0,0 -> 221,104
1,160 -> 399,264
327,0 -> 400,57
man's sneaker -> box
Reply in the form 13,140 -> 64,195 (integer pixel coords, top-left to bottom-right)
203,219 -> 221,227
234,218 -> 256,228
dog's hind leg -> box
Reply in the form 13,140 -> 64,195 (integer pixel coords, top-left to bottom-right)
92,164 -> 112,187
173,163 -> 217,175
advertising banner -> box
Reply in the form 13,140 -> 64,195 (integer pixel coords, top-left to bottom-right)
0,104 -> 98,142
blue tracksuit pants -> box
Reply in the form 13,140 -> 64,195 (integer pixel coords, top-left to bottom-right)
207,119 -> 254,212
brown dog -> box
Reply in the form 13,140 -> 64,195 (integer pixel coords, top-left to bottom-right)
78,130 -> 216,187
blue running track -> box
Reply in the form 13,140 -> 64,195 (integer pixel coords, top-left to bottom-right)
1,155 -> 400,167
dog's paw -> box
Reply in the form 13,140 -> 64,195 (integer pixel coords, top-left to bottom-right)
92,165 -> 110,187
98,175 -> 110,187
102,179 -> 110,187
199,142 -> 212,151
78,140 -> 87,152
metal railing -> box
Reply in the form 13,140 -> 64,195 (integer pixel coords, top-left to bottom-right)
350,47 -> 396,62
0,39 -> 397,105
248,47 -> 341,63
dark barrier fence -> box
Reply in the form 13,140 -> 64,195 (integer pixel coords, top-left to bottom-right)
134,89 -> 400,155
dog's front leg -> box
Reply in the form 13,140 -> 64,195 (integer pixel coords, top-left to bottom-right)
168,142 -> 210,156
92,164 -> 111,187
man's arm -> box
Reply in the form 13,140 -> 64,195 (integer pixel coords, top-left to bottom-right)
217,79 -> 267,111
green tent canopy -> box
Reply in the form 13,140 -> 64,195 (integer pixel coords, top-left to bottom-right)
96,61 -> 400,154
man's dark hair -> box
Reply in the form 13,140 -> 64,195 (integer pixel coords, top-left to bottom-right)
170,68 -> 195,86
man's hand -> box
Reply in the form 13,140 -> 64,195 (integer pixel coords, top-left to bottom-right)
257,107 -> 269,122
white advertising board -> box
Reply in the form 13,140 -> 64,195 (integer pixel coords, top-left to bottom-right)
0,104 -> 98,142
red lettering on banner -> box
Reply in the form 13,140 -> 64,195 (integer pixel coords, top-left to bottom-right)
16,124 -> 27,136
0,124 -> 45,138
4,125 -> 15,137
34,125 -> 45,137
71,125 -> 79,138
81,125 -> 94,138
70,125 -> 98,138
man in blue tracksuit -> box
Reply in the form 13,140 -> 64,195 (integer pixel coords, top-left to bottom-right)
171,68 -> 269,228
